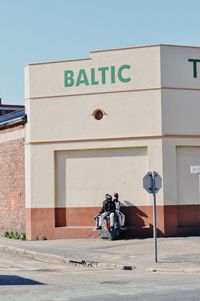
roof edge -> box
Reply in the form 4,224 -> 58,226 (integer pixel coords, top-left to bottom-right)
25,43 -> 200,66
26,57 -> 91,67
90,43 -> 200,54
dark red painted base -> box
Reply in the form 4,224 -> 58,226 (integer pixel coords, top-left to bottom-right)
26,204 -> 200,240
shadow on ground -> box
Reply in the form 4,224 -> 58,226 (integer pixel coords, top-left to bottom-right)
0,275 -> 45,285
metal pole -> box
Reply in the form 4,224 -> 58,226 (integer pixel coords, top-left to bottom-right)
152,171 -> 158,263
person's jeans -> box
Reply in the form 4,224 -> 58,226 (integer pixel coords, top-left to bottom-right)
99,212 -> 114,228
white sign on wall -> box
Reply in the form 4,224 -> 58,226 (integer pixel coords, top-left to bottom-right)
190,165 -> 200,174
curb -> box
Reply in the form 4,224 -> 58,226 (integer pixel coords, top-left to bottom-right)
0,243 -> 200,273
0,244 -> 126,270
0,244 -> 67,265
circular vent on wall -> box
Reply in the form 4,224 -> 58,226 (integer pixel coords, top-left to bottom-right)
92,109 -> 107,120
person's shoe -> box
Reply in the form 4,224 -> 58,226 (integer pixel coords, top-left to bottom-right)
96,226 -> 102,230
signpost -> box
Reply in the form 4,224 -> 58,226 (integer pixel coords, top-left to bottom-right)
143,171 -> 162,263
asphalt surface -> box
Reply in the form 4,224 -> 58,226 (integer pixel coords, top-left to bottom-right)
1,251 -> 200,301
0,236 -> 200,272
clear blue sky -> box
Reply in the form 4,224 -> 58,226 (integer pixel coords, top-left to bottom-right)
1,0 -> 200,105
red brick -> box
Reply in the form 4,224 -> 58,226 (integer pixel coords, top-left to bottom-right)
0,125 -> 25,234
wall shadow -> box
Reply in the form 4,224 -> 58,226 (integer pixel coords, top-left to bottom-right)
120,202 -> 164,238
122,201 -> 148,228
0,275 -> 45,286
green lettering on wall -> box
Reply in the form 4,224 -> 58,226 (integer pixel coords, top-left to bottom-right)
91,68 -> 99,85
64,64 -> 132,87
64,70 -> 74,87
98,67 -> 109,84
188,58 -> 200,78
111,66 -> 116,84
118,64 -> 131,82
76,69 -> 89,86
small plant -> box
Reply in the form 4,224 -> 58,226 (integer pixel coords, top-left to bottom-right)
13,232 -> 20,239
3,231 -> 26,240
4,231 -> 10,238
19,233 -> 26,240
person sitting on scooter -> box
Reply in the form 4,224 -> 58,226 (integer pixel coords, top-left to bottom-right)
95,193 -> 109,229
113,193 -> 125,228
96,194 -> 116,230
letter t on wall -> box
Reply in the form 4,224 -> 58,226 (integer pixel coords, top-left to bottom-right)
188,59 -> 200,78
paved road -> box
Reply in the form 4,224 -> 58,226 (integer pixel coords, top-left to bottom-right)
0,251 -> 200,301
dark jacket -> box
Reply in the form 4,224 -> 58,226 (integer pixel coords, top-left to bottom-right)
99,199 -> 116,214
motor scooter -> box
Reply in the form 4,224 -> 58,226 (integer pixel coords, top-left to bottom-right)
98,214 -> 121,240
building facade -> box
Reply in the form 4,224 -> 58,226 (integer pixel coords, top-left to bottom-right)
0,107 -> 26,234
23,44 -> 200,239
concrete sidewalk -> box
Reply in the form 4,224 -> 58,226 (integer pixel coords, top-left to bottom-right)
0,236 -> 200,272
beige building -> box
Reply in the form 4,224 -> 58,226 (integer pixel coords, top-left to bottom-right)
25,44 -> 200,240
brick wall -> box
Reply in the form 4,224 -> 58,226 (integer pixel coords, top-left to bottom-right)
0,125 -> 25,234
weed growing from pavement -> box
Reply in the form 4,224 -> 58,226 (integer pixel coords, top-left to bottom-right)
3,231 -> 26,240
